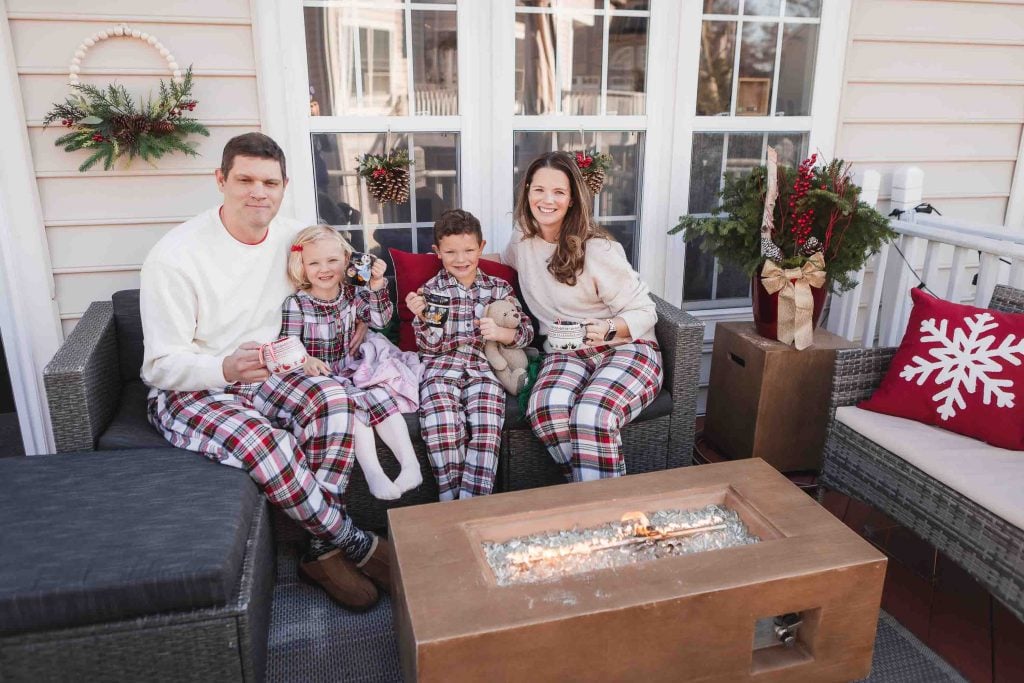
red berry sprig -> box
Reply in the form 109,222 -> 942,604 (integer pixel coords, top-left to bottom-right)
91,133 -> 105,142
789,153 -> 817,247
371,168 -> 388,179
575,152 -> 593,169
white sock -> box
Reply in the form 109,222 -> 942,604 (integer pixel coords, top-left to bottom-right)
438,489 -> 456,502
352,419 -> 401,500
374,414 -> 423,493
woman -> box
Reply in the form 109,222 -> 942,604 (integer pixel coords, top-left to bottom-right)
501,151 -> 663,481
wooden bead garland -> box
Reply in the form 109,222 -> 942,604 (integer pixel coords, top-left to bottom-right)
68,23 -> 182,85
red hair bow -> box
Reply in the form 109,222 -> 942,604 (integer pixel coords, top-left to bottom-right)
290,244 -> 303,252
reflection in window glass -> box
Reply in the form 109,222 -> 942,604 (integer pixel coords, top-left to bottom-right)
412,11 -> 459,116
736,22 -> 778,116
512,131 -> 644,267
786,0 -> 821,18
515,3 -> 649,116
743,0 -> 781,16
776,23 -> 818,116
312,131 -> 460,255
304,4 -> 458,117
560,15 -> 603,115
703,0 -> 738,13
683,131 -> 809,304
608,16 -> 647,115
696,21 -> 736,116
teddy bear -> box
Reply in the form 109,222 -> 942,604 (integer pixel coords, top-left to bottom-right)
482,299 -> 534,395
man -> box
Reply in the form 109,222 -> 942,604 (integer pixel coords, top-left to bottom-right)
140,132 -> 388,611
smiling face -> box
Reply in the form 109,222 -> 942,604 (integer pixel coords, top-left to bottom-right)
433,232 -> 486,287
215,155 -> 288,242
301,238 -> 349,300
527,166 -> 573,238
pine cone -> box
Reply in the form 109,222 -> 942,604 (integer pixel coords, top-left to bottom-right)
367,173 -> 391,203
801,236 -> 822,257
761,236 -> 784,262
151,120 -> 175,135
386,168 -> 410,203
584,169 -> 605,195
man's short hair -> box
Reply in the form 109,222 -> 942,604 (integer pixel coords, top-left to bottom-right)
220,133 -> 287,180
433,209 -> 483,245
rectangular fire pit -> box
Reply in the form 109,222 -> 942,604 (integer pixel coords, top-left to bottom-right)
389,459 -> 886,682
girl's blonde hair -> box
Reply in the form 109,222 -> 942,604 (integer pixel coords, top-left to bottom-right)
287,224 -> 354,290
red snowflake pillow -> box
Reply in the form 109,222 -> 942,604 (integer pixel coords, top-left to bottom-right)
860,288 -> 1024,450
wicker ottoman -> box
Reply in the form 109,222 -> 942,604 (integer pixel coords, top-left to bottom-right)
0,449 -> 274,683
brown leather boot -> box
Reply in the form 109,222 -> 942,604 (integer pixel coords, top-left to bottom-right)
298,549 -> 379,611
356,535 -> 392,593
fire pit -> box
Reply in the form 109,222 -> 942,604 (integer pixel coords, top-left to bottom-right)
390,459 -> 886,682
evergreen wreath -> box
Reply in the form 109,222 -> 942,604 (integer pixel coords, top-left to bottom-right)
42,24 -> 209,172
356,148 -> 413,204
43,68 -> 209,172
571,149 -> 613,196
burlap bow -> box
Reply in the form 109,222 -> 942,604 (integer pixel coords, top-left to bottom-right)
760,251 -> 826,350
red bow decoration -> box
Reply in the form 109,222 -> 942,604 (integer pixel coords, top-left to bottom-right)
290,244 -> 303,252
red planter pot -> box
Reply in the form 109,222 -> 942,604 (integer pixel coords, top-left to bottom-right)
751,275 -> 828,341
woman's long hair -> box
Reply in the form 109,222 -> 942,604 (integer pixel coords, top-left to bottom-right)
513,151 -> 609,286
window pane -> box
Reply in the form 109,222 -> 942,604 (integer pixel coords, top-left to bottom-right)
411,132 -> 460,223
560,15 -> 603,115
703,0 -> 738,13
412,10 -> 459,116
608,16 -> 647,115
786,0 -> 821,18
414,0 -> 455,4
512,131 -> 644,259
766,132 -> 809,168
312,133 -> 410,226
696,21 -> 736,116
599,220 -> 638,269
367,227 -> 413,273
743,0 -> 781,16
612,0 -> 650,9
688,133 -> 725,214
515,13 -> 558,114
683,235 -> 713,301
416,227 -> 436,253
736,22 -> 778,115
725,132 -> 763,178
304,7 -> 408,116
775,23 -> 818,116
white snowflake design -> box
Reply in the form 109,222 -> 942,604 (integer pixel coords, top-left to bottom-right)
899,312 -> 1024,421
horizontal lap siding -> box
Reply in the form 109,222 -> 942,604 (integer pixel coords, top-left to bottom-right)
7,1 -> 260,335
838,0 -> 1024,228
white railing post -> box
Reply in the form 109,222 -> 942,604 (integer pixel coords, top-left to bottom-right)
878,167 -> 925,346
827,169 -> 880,341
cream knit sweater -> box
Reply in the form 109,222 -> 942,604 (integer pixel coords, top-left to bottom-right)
501,229 -> 658,346
140,207 -> 303,391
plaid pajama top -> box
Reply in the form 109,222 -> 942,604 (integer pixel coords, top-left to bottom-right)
280,286 -> 393,371
414,269 -> 534,382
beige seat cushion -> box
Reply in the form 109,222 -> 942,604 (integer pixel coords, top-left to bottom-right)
835,406 -> 1024,531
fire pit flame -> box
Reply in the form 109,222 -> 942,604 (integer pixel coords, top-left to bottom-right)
484,505 -> 761,585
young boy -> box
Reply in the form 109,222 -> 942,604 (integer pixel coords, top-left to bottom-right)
406,209 -> 534,500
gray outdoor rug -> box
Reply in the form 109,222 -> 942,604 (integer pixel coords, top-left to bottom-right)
267,547 -> 966,682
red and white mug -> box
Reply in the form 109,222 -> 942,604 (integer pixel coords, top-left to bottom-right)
258,337 -> 308,374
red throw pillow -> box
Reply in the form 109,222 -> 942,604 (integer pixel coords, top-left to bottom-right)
860,287 -> 1024,450
389,249 -> 520,351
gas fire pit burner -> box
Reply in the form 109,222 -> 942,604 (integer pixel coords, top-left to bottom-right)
483,504 -> 759,585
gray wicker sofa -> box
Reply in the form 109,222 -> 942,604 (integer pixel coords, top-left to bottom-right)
44,289 -> 703,531
820,283 -> 1024,624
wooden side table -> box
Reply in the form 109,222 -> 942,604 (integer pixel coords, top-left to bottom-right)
703,322 -> 857,472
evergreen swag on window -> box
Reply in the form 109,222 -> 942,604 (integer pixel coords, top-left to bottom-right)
43,67 -> 209,172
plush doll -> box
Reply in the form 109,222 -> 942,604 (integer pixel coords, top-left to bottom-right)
483,299 -> 532,395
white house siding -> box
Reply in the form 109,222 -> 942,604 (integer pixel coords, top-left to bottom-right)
837,0 -> 1024,226
6,0 -> 260,337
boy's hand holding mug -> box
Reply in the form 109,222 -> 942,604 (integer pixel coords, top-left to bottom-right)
406,288 -> 427,320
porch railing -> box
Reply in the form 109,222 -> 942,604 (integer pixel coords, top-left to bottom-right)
827,167 -> 1024,347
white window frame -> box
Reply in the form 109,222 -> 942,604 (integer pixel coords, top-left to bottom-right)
253,0 -> 849,305
662,0 -> 852,309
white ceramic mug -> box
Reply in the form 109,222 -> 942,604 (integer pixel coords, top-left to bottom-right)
259,337 -> 308,374
547,320 -> 586,351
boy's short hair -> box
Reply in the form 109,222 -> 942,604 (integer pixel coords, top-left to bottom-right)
287,225 -> 354,290
221,132 -> 287,180
433,209 -> 482,245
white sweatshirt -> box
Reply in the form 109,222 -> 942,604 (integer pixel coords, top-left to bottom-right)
140,207 -> 303,391
501,229 -> 658,345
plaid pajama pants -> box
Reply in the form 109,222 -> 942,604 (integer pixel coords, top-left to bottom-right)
526,341 -> 663,481
147,372 -> 372,560
419,374 -> 506,498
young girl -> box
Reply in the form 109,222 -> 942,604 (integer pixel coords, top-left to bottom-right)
281,225 -> 422,500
